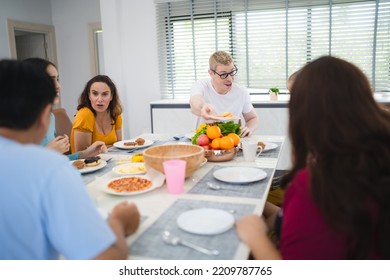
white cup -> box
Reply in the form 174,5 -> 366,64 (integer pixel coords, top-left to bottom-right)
242,141 -> 263,161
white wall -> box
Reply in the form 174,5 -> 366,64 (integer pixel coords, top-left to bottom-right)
1,0 -> 229,142
0,0 -> 52,58
1,0 -> 162,139
0,0 -> 102,122
100,0 -> 160,138
50,0 -> 101,119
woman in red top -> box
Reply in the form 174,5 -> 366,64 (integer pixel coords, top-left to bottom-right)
236,56 -> 390,259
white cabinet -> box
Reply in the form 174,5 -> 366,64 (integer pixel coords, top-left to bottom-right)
151,106 -> 196,134
254,107 -> 291,170
254,107 -> 288,135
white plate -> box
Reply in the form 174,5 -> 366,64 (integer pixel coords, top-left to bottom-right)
112,163 -> 146,175
177,208 -> 235,235
101,175 -> 161,196
213,167 -> 267,184
208,113 -> 240,121
70,159 -> 107,174
206,117 -> 240,123
261,141 -> 278,152
113,139 -> 154,150
239,141 -> 278,152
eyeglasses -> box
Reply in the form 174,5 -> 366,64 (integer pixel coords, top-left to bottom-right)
211,65 -> 238,79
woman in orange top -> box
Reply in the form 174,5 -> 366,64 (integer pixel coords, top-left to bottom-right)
71,75 -> 123,153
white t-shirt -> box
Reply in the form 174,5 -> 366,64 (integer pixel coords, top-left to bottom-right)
0,136 -> 115,260
190,79 -> 254,128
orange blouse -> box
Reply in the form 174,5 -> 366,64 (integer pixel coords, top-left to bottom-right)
70,107 -> 122,153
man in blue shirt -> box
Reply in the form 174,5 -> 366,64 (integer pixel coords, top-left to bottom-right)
0,59 -> 140,259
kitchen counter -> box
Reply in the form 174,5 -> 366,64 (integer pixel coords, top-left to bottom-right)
150,92 -> 390,108
149,92 -> 389,171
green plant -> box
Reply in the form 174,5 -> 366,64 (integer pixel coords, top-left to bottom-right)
269,87 -> 280,95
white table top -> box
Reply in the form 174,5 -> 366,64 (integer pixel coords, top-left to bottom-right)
85,133 -> 285,260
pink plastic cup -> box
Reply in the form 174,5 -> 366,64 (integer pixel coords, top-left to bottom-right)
163,159 -> 186,194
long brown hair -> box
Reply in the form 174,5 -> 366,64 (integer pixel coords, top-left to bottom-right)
281,56 -> 390,259
77,75 -> 122,123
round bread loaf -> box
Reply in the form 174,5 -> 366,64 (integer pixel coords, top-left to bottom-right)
135,138 -> 145,145
72,160 -> 85,170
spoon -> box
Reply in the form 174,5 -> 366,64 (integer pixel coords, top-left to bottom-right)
161,230 -> 219,256
207,182 -> 239,192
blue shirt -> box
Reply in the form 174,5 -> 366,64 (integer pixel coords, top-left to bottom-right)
41,113 -> 79,161
0,136 -> 115,259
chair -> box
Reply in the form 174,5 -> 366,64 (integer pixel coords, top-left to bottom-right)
52,108 -> 72,139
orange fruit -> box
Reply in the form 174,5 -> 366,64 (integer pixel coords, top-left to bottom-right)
227,133 -> 240,146
220,136 -> 234,150
206,125 -> 221,140
210,138 -> 221,150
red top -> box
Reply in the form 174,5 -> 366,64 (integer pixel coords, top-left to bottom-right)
280,168 -> 379,259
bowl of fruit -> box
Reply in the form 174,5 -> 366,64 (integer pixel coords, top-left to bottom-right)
192,121 -> 241,162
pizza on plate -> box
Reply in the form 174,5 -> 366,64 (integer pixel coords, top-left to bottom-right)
108,177 -> 152,193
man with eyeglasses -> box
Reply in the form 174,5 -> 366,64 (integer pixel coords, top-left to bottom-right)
190,51 -> 258,137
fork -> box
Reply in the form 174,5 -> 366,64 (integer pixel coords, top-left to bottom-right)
161,230 -> 219,256
127,147 -> 143,153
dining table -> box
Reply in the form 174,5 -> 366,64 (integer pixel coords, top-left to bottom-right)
82,133 -> 285,260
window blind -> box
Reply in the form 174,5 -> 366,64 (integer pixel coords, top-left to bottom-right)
155,0 -> 390,98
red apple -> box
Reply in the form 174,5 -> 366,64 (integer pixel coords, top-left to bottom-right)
201,144 -> 212,150
196,134 -> 210,146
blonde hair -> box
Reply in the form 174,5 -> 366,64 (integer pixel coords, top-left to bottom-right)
209,51 -> 233,70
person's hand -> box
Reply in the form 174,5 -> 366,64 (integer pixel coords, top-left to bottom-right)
236,214 -> 268,246
80,141 -> 107,159
240,126 -> 251,137
200,103 -> 216,120
46,135 -> 70,154
110,202 -> 140,236
236,214 -> 282,260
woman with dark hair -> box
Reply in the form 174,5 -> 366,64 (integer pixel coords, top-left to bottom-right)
71,75 -> 123,152
23,58 -> 106,160
236,56 -> 390,259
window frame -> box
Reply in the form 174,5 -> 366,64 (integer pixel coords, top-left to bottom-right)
156,0 -> 390,98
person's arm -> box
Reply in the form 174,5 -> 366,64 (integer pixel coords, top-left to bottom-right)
78,141 -> 107,159
116,129 -> 122,142
236,214 -> 282,260
93,202 -> 140,260
46,135 -> 70,154
240,109 -> 258,137
190,95 -> 216,120
262,202 -> 281,231
73,130 -> 92,152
